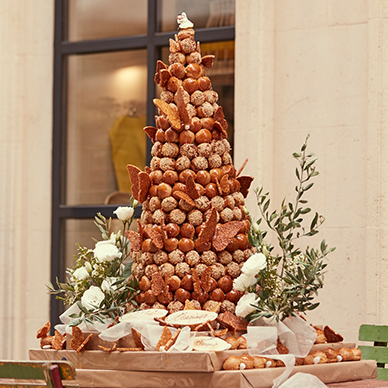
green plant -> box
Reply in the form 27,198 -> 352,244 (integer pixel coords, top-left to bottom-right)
47,200 -> 140,326
243,136 -> 335,322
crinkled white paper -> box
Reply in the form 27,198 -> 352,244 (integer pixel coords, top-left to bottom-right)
279,372 -> 328,388
280,315 -> 317,358
59,303 -> 113,334
243,326 -> 278,354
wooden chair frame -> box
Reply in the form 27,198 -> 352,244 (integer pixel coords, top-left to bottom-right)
0,360 -> 78,388
359,324 -> 388,380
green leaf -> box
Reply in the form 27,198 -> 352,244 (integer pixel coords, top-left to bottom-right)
263,199 -> 270,212
248,231 -> 257,247
320,239 -> 326,253
310,212 -> 319,230
122,262 -> 133,278
307,302 -> 320,310
303,182 -> 314,192
293,153 -> 301,158
77,302 -> 89,314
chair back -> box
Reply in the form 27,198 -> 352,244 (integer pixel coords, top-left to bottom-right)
0,360 -> 78,388
359,324 -> 388,380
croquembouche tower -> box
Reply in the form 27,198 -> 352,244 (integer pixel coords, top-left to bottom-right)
126,13 -> 254,323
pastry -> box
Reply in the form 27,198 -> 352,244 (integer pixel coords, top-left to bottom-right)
125,13 -> 254,321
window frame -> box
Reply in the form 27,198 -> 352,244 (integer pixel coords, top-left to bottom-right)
51,0 -> 235,323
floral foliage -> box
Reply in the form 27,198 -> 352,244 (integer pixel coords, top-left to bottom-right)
47,200 -> 139,326
235,136 -> 335,322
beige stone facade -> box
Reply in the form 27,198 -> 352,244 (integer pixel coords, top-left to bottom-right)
1,0 -> 387,359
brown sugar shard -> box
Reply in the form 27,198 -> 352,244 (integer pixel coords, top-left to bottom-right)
98,340 -> 118,354
212,221 -> 245,252
151,272 -> 165,296
70,326 -> 84,350
236,159 -> 248,178
324,325 -> 344,343
191,268 -> 202,294
52,330 -> 66,350
173,190 -> 195,207
138,172 -> 151,203
76,333 -> 93,353
137,219 -> 144,241
237,176 -> 254,198
153,99 -> 181,130
157,326 -> 172,350
186,175 -> 200,200
219,174 -> 230,195
213,106 -> 228,139
126,165 -> 141,200
164,328 -> 182,351
196,207 -> 217,245
184,300 -> 197,310
201,55 -> 215,69
146,225 -> 164,249
214,121 -> 228,139
175,86 -> 190,126
159,69 -> 171,88
154,60 -> 168,84
160,218 -> 168,242
144,126 -> 158,143
131,328 -> 145,350
36,321 -> 50,339
201,266 -> 213,293
217,311 -> 248,332
125,230 -> 142,252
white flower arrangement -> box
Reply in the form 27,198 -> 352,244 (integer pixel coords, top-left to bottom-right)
47,200 -> 140,326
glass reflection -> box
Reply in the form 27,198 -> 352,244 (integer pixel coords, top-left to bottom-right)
66,50 -> 147,205
158,0 -> 235,31
67,0 -> 147,41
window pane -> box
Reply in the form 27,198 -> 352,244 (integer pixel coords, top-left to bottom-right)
65,219 -> 100,270
158,0 -> 235,31
67,0 -> 147,41
159,40 -> 235,148
66,50 -> 147,205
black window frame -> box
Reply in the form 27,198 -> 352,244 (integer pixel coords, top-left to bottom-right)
51,0 -> 235,324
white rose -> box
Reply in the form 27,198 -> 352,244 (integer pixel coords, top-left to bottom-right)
101,277 -> 120,292
93,240 -> 122,262
241,253 -> 267,276
72,266 -> 89,281
233,273 -> 257,291
113,206 -> 134,222
235,292 -> 259,318
81,286 -> 105,310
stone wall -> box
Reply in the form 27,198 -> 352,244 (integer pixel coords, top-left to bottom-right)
236,0 -> 388,342
0,1 -> 53,359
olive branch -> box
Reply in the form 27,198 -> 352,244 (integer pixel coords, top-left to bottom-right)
247,136 -> 335,321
